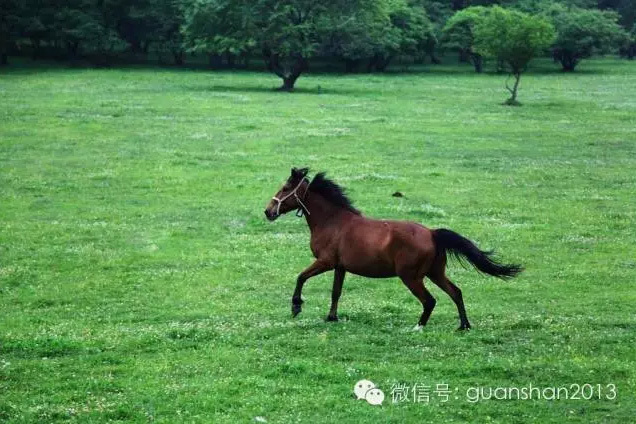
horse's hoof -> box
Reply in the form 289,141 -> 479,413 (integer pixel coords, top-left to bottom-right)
291,306 -> 302,318
457,325 -> 471,331
412,324 -> 424,332
326,315 -> 339,322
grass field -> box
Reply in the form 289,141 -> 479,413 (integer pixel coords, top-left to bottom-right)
1,58 -> 635,423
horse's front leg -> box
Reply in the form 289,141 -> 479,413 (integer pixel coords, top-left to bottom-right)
326,267 -> 346,321
292,260 -> 333,317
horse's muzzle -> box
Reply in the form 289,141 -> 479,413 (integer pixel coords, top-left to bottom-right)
264,209 -> 278,221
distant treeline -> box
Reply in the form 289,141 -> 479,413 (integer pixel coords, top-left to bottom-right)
1,0 -> 634,87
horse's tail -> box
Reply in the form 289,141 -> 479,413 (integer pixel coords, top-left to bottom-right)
432,228 -> 523,279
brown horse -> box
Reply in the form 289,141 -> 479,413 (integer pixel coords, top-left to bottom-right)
264,168 -> 522,330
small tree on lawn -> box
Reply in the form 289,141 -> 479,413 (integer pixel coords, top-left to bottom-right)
474,6 -> 555,105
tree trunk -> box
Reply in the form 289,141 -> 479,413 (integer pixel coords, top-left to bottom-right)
91,52 -> 111,68
209,53 -> 222,68
280,75 -> 298,91
504,72 -> 522,106
225,51 -> 235,68
471,53 -> 482,73
552,49 -> 560,63
366,56 -> 376,73
240,52 -> 250,69
561,59 -> 576,72
344,59 -> 359,73
559,52 -> 577,72
429,53 -> 441,65
458,49 -> 470,63
130,40 -> 142,54
511,74 -> 520,102
173,50 -> 184,66
375,56 -> 392,72
264,51 -> 307,92
366,54 -> 392,72
66,41 -> 80,59
0,38 -> 7,65
30,38 -> 40,59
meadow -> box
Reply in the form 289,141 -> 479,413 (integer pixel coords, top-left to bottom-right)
1,58 -> 635,422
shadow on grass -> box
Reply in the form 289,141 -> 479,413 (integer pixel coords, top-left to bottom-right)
187,83 -> 367,96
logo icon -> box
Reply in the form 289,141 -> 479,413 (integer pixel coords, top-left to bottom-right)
354,379 -> 385,406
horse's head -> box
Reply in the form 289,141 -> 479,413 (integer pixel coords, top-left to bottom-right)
265,167 -> 311,221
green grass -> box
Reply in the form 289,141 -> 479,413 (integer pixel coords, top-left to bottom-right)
1,58 -> 635,423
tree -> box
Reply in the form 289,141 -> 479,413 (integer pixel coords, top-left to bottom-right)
63,0 -> 127,65
117,1 -> 157,54
255,0 -> 363,90
389,1 -> 437,69
0,0 -> 22,65
8,0 -> 128,64
319,0 -> 435,73
619,23 -> 635,59
96,0 -> 145,55
182,0 -> 255,68
182,0 -> 380,88
19,0 -> 56,59
442,6 -> 490,72
318,4 -> 396,72
149,0 -> 186,65
253,0 -> 384,89
54,6 -> 103,59
473,6 -> 555,105
545,5 -> 627,71
256,0 -> 318,89
416,0 -> 453,63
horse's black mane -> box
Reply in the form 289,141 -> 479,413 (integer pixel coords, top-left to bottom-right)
308,172 -> 360,214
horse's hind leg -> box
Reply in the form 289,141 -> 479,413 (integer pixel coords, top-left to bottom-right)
399,276 -> 436,330
428,263 -> 471,330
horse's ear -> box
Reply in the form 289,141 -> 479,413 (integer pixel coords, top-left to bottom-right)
291,167 -> 309,178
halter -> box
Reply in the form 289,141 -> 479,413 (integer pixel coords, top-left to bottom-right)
271,177 -> 311,217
